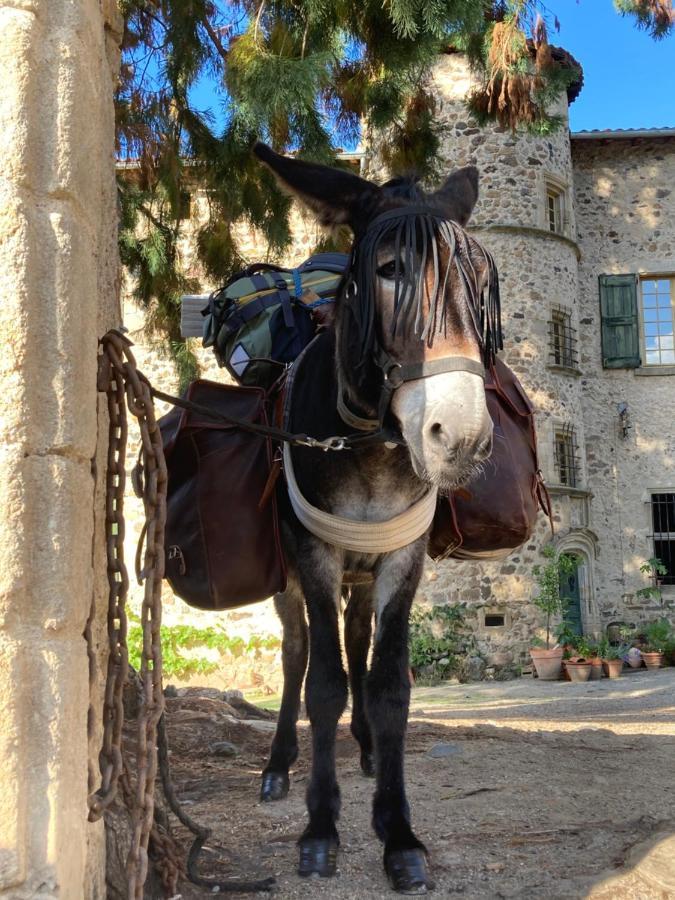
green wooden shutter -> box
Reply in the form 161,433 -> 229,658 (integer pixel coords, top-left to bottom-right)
599,274 -> 641,369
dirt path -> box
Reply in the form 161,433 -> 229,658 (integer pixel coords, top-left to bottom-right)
164,669 -> 675,899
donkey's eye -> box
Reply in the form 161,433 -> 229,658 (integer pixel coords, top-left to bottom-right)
377,260 -> 400,280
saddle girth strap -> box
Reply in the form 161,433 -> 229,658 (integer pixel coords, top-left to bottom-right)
283,442 -> 438,553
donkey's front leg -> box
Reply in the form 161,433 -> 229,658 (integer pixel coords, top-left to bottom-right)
260,583 -> 308,801
368,542 -> 433,894
344,583 -> 375,777
297,543 -> 347,878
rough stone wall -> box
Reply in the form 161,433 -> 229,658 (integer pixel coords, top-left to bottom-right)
411,54 -> 593,667
0,1 -> 122,896
573,136 -> 675,626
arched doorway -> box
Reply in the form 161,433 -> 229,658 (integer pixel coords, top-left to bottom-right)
555,530 -> 600,636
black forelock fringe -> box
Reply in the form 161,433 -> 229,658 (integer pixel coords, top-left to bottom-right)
341,208 -> 503,371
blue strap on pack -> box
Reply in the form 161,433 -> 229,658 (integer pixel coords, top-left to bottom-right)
291,268 -> 303,299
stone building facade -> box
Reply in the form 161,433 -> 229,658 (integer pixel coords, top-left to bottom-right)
122,52 -> 675,672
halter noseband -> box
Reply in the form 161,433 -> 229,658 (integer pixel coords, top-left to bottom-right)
337,205 -> 500,435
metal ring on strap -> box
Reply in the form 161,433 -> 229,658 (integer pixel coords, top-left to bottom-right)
283,443 -> 438,553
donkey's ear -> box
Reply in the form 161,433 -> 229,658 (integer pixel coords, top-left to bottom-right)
254,142 -> 380,229
432,166 -> 479,226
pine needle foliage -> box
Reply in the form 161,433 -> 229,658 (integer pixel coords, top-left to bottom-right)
116,1 -> 671,379
614,0 -> 674,38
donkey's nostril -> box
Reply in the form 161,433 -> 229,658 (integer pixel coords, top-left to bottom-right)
427,421 -> 462,458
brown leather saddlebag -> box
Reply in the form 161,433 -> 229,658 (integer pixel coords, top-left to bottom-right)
158,380 -> 286,610
428,358 -> 552,562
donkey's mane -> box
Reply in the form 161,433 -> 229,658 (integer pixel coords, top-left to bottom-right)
341,198 -> 503,372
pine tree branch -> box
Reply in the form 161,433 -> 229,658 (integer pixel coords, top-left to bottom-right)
202,15 -> 230,64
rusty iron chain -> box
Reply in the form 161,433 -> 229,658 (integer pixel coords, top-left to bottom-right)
87,328 -> 275,897
88,329 -> 167,899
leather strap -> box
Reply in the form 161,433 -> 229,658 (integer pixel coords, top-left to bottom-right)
336,368 -> 380,432
337,353 -> 486,433
283,442 -> 438,553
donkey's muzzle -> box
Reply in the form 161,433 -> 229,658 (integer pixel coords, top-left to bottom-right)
425,420 -> 493,465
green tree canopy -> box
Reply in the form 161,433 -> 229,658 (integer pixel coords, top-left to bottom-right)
116,0 -> 673,384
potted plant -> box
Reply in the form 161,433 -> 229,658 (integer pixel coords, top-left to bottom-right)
636,557 -> 668,605
582,637 -> 604,680
565,659 -> 592,682
641,618 -> 673,669
530,547 -> 576,681
598,636 -> 624,679
555,620 -> 580,681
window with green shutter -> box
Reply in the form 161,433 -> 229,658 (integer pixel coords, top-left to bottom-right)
599,274 -> 641,368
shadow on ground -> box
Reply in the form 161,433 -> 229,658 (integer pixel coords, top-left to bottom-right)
164,668 -> 675,899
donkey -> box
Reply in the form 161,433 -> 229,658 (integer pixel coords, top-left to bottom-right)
253,142 -> 499,893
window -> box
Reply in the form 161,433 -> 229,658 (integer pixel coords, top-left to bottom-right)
640,277 -> 675,366
548,306 -> 578,369
554,424 -> 579,487
545,181 -> 566,234
651,493 -> 675,586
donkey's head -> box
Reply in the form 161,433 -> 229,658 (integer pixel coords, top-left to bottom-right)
254,143 -> 500,491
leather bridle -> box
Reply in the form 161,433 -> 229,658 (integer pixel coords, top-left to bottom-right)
336,205 -> 491,437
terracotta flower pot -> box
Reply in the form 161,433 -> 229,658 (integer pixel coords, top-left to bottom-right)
566,661 -> 592,682
602,658 -> 623,679
588,658 -> 603,680
530,647 -> 563,681
562,655 -> 582,681
642,651 -> 664,670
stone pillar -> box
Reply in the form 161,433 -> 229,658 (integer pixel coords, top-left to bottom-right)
0,1 -> 122,896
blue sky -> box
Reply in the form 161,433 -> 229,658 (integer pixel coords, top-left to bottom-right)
189,2 -> 675,136
554,1 -> 675,131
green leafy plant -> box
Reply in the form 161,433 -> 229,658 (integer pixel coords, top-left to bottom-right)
127,612 -> 280,679
584,637 -> 600,658
554,619 -> 579,650
408,603 -> 468,683
599,640 -> 626,662
641,617 -> 673,653
619,623 -> 638,644
636,557 -> 668,602
531,545 -> 576,649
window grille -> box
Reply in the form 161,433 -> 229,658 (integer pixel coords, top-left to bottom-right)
651,493 -> 675,586
548,306 -> 578,369
640,277 -> 675,366
554,423 -> 580,488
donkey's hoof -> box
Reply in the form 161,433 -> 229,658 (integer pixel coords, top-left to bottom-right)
360,751 -> 375,777
260,771 -> 289,802
298,838 -> 339,878
384,848 -> 433,894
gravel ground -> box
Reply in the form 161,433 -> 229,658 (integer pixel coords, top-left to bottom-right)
162,668 -> 675,899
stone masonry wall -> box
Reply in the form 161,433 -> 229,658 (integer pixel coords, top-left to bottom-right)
573,136 -> 675,627
411,54 -> 594,667
0,1 -> 122,896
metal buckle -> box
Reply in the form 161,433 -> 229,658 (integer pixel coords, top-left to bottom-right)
300,436 -> 349,452
384,363 -> 403,388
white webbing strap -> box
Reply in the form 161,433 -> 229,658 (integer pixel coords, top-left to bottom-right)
283,443 -> 438,553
